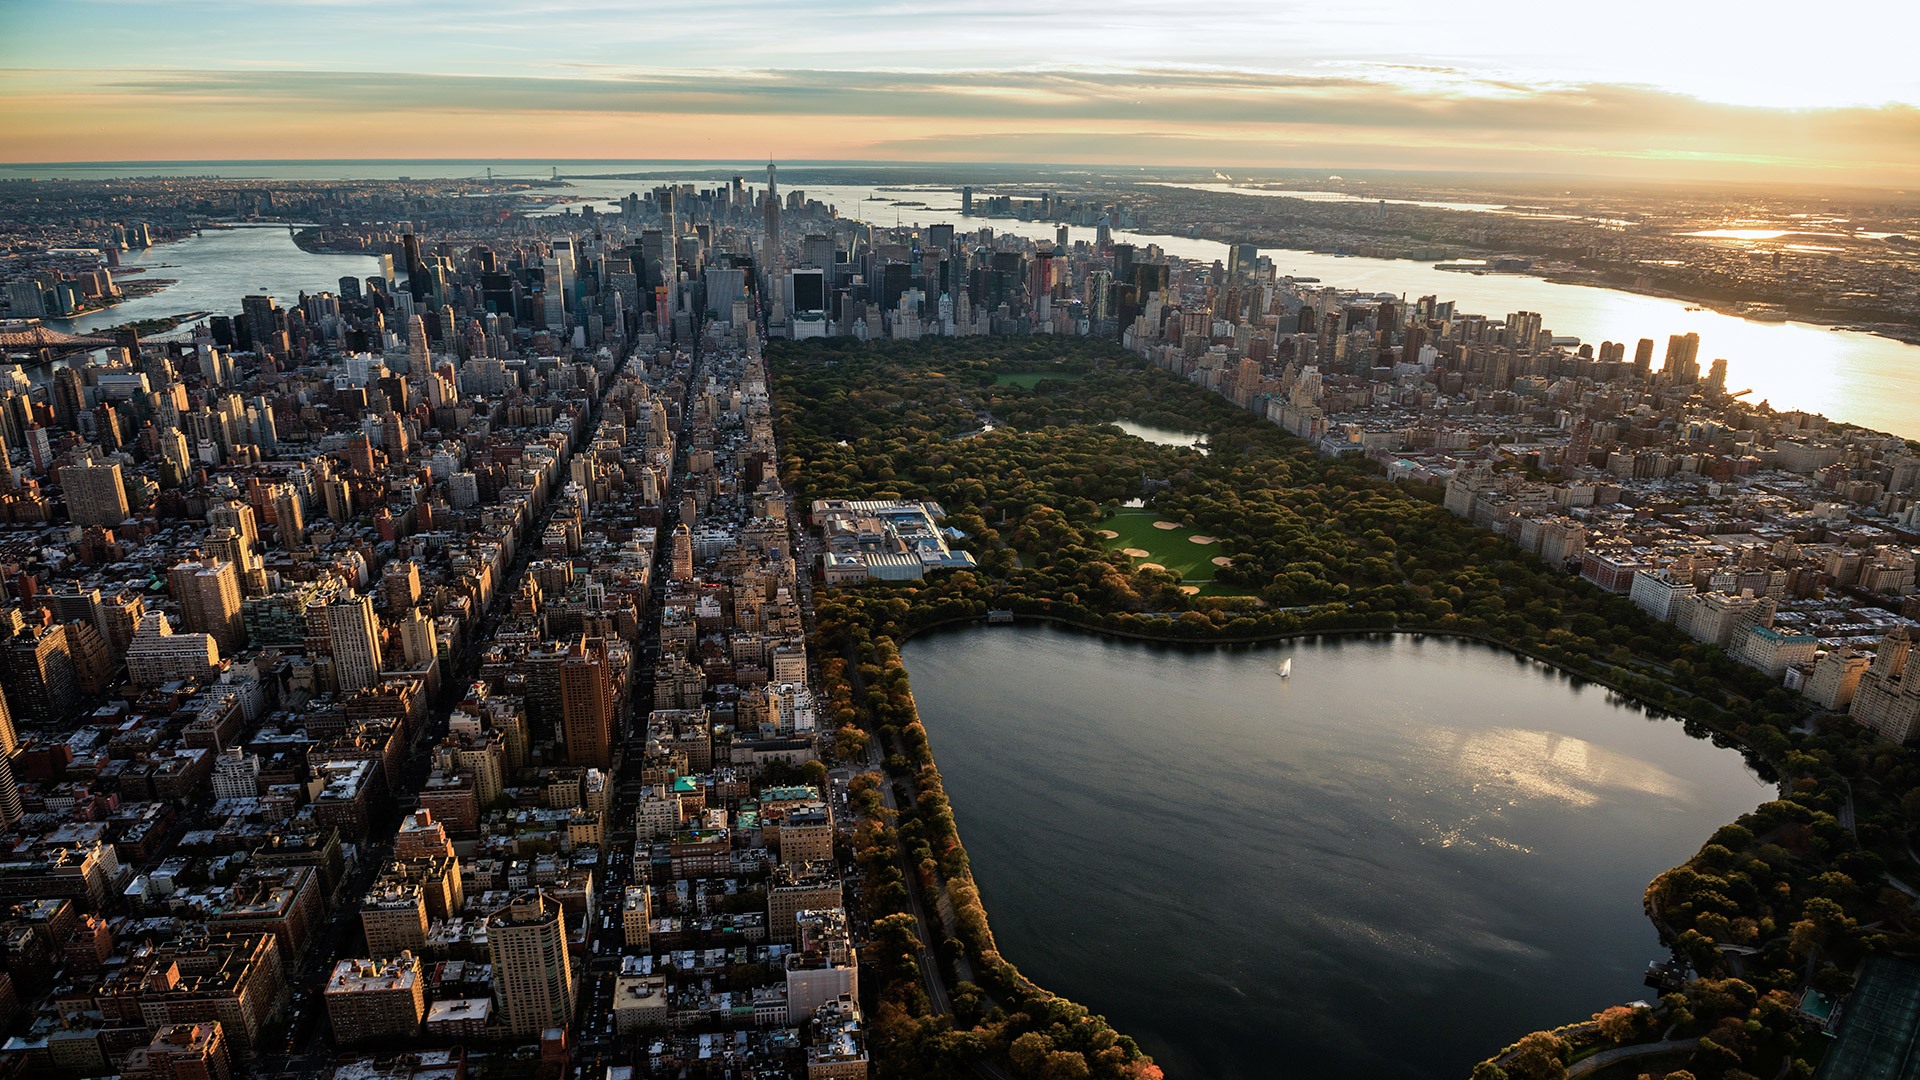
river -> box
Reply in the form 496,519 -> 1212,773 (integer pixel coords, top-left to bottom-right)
26,165 -> 1920,437
543,174 -> 1920,438
48,225 -> 379,337
902,625 -> 1770,1080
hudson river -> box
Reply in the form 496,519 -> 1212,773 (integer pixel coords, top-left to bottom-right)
29,166 -> 1920,435
902,626 -> 1770,1080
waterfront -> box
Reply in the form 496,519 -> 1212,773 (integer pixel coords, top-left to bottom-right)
21,164 -> 1920,436
550,174 -> 1920,437
902,625 -> 1771,1080
48,225 -> 379,336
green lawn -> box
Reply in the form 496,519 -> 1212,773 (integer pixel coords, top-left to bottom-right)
993,371 -> 1089,388
1100,510 -> 1224,582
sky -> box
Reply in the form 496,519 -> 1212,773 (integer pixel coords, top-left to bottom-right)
3,0 -> 1919,184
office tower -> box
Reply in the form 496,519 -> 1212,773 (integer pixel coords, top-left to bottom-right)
401,234 -> 430,302
168,559 -> 244,653
560,636 -> 616,768
308,591 -> 384,692
764,162 -> 782,258
1707,357 -> 1728,392
61,461 -> 130,527
4,622 -> 79,721
961,186 -> 972,214
486,892 -> 575,1036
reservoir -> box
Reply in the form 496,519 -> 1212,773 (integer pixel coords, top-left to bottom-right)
902,625 -> 1771,1080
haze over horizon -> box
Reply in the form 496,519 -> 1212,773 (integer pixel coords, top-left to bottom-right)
3,0 -> 1919,184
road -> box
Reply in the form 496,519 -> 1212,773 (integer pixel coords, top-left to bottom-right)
275,341 -> 634,1071
1567,1038 -> 1698,1077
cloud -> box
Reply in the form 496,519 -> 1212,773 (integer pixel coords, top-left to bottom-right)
3,65 -> 1917,183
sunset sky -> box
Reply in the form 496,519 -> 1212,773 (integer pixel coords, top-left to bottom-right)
4,0 -> 1918,183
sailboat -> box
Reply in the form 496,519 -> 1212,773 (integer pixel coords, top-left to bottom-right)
1276,657 -> 1292,678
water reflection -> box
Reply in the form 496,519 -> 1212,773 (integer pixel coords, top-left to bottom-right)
903,626 -> 1769,1080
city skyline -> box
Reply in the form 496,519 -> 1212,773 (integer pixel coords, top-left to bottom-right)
4,0 -> 1919,184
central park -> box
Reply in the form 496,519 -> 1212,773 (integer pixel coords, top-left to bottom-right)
772,336 -> 1920,1080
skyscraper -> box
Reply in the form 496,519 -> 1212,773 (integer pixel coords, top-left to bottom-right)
1663,332 -> 1702,385
560,636 -> 616,768
61,461 -> 130,528
0,680 -> 18,824
486,892 -> 575,1036
764,162 -> 782,260
168,559 -> 245,653
307,591 -> 384,693
3,622 -> 79,721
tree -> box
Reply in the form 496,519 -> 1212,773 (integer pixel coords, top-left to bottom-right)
1506,1031 -> 1569,1080
1010,1032 -> 1053,1075
1042,1050 -> 1091,1080
1593,1004 -> 1644,1044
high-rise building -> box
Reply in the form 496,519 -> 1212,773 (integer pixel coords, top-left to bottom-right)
360,883 -> 430,957
307,591 -> 384,693
119,1022 -> 232,1080
51,368 -> 86,431
670,524 -> 693,582
211,746 -> 261,800
1662,332 -> 1701,385
168,559 -> 244,653
324,954 -> 426,1044
61,461 -> 130,528
3,622 -> 79,721
272,489 -> 305,549
0,682 -> 18,822
560,636 -> 617,768
125,613 -> 220,687
0,681 -> 15,757
764,162 -> 782,260
486,892 -> 575,1036
1851,628 -> 1920,742
769,862 -> 842,945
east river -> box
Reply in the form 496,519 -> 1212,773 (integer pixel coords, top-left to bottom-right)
902,626 -> 1771,1080
49,225 -> 379,337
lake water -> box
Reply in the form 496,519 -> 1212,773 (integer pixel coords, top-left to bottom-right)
1108,420 -> 1208,453
902,626 -> 1770,1080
